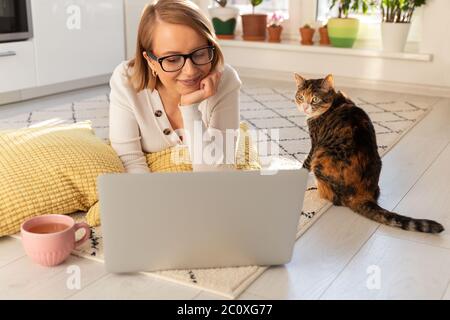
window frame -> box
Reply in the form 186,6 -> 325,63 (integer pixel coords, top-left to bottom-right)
196,0 -> 422,46
315,0 -> 423,45
197,0 -> 306,40
227,0 -> 290,19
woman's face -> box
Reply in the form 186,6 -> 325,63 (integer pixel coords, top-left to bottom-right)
144,21 -> 213,96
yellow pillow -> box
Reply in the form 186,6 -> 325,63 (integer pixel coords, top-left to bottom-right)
0,120 -> 260,235
0,121 -> 124,237
145,121 -> 260,172
85,121 -> 261,226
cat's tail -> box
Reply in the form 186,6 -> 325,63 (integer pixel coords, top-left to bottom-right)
349,200 -> 444,234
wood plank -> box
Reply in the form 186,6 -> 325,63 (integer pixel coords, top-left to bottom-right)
0,237 -> 25,268
68,272 -> 201,300
244,206 -> 378,299
192,291 -> 228,300
192,290 -> 266,300
237,292 -> 268,300
377,143 -> 450,249
377,99 -> 450,212
443,282 -> 450,300
0,254 -> 107,300
320,234 -> 450,299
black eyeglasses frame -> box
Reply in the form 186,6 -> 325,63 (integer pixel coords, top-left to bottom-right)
146,45 -> 216,72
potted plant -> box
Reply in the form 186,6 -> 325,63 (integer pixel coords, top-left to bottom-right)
241,0 -> 267,41
299,24 -> 315,45
380,0 -> 426,52
209,0 -> 240,40
328,0 -> 376,48
319,24 -> 331,45
267,12 -> 284,43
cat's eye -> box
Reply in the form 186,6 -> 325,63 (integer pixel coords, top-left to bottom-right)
298,95 -> 305,101
312,96 -> 321,104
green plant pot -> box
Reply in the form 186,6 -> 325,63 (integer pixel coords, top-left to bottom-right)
327,18 -> 360,48
212,17 -> 237,38
209,6 -> 239,39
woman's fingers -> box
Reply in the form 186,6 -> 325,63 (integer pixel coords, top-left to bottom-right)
202,71 -> 221,98
179,70 -> 223,105
201,77 -> 215,98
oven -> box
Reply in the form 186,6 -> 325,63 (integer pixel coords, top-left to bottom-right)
0,0 -> 33,43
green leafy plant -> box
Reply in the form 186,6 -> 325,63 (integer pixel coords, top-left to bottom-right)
214,0 -> 227,7
329,0 -> 377,18
250,0 -> 264,15
380,0 -> 426,23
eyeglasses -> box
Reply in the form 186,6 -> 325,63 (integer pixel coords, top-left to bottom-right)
146,46 -> 215,72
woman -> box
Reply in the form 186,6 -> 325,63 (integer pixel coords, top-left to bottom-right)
109,0 -> 242,173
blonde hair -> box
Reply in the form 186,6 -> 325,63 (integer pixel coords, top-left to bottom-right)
127,0 -> 224,93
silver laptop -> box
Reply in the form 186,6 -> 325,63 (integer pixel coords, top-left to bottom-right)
97,169 -> 308,273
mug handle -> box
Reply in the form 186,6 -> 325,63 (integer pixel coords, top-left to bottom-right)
74,222 -> 91,248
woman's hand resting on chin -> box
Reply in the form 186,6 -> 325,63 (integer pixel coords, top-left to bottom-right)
179,71 -> 222,106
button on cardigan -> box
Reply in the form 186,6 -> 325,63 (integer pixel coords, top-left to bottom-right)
108,60 -> 242,173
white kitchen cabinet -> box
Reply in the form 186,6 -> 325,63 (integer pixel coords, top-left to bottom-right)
0,40 -> 37,93
30,0 -> 125,86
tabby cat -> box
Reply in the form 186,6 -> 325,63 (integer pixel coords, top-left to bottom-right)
294,73 -> 444,234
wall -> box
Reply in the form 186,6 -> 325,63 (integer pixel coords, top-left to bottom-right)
124,0 -> 150,60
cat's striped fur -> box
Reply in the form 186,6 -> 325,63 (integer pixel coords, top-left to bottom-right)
294,73 -> 444,234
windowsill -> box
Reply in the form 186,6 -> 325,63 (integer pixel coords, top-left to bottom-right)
218,38 -> 433,62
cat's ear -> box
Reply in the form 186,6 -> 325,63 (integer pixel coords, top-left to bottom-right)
294,73 -> 305,87
322,74 -> 334,90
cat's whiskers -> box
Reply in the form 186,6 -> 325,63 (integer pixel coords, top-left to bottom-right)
305,108 -> 327,120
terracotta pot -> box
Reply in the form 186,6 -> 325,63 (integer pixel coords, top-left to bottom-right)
267,25 -> 283,43
299,27 -> 315,45
319,26 -> 330,45
242,14 -> 267,41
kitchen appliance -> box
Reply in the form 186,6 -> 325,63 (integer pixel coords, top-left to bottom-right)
0,0 -> 33,43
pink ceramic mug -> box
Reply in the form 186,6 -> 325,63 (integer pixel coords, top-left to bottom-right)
21,214 -> 91,267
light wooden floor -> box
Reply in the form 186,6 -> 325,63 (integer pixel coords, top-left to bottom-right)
1,79 -> 449,300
